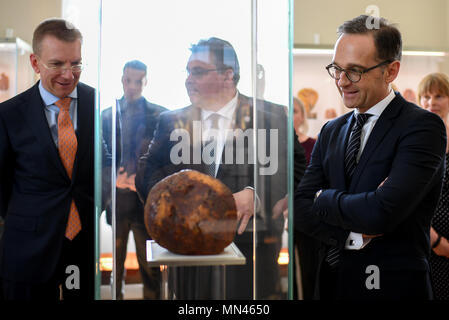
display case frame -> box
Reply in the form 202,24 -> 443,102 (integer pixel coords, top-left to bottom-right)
94,0 -> 295,300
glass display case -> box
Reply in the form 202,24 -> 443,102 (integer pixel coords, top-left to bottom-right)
0,37 -> 35,103
94,0 -> 295,300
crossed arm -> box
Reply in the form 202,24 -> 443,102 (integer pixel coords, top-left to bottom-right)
295,113 -> 446,248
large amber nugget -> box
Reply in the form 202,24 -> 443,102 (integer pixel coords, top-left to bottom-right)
144,170 -> 237,255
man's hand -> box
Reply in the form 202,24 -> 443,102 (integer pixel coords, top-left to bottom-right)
273,196 -> 288,219
432,237 -> 449,258
233,188 -> 255,235
431,227 -> 449,258
116,166 -> 137,192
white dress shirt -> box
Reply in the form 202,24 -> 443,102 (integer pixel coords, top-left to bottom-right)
345,89 -> 395,250
39,81 -> 78,147
201,92 -> 238,176
201,92 -> 261,211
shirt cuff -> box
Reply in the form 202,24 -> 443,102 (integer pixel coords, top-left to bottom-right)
245,186 -> 261,212
345,232 -> 371,250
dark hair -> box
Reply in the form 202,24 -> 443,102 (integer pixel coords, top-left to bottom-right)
190,37 -> 240,85
32,18 -> 82,56
337,15 -> 402,62
123,60 -> 147,75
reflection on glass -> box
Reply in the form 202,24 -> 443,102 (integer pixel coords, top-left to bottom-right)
98,0 -> 291,300
102,60 -> 167,299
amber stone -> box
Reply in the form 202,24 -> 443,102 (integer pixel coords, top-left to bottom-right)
144,170 -> 237,255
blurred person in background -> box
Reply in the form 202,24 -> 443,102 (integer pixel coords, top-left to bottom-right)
102,60 -> 167,299
291,96 -> 319,299
293,97 -> 316,165
418,72 -> 449,300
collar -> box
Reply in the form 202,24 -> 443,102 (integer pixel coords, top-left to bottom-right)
354,89 -> 395,118
39,81 -> 78,106
201,91 -> 239,121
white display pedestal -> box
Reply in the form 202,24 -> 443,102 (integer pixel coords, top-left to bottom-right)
146,240 -> 246,299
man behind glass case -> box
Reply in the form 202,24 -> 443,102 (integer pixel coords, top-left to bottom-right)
102,60 -> 167,299
136,37 -> 301,299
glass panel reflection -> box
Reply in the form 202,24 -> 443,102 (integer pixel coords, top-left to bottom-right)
98,0 -> 291,300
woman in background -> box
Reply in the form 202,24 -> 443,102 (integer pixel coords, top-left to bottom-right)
292,97 -> 319,299
418,72 -> 449,300
293,97 -> 316,165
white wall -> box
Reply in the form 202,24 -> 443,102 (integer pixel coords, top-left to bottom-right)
294,0 -> 449,50
0,0 -> 61,44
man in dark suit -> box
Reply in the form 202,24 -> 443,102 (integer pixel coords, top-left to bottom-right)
0,18 -> 95,300
102,60 -> 167,299
136,37 -> 294,299
295,15 -> 447,300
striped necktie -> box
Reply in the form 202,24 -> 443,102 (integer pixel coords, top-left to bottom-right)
326,112 -> 372,267
344,113 -> 372,181
55,97 -> 81,240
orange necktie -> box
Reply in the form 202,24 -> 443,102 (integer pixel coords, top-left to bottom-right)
55,97 -> 81,240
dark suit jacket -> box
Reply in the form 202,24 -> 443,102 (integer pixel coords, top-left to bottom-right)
102,97 -> 167,170
0,81 -> 95,285
136,93 -> 294,298
295,93 -> 446,299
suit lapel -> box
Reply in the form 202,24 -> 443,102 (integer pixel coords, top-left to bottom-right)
337,114 -> 353,189
72,84 -> 94,179
23,82 -> 69,179
350,94 -> 403,190
215,94 -> 252,179
234,94 -> 252,132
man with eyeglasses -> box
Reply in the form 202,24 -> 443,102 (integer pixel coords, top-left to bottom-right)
0,18 -> 96,300
295,15 -> 446,300
136,37 -> 295,299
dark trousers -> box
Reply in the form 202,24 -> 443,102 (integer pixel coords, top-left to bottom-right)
294,230 -> 320,300
114,188 -> 160,299
318,261 -> 339,300
1,228 -> 95,300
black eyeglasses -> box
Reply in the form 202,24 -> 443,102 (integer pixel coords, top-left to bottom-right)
186,67 -> 223,78
325,60 -> 392,83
